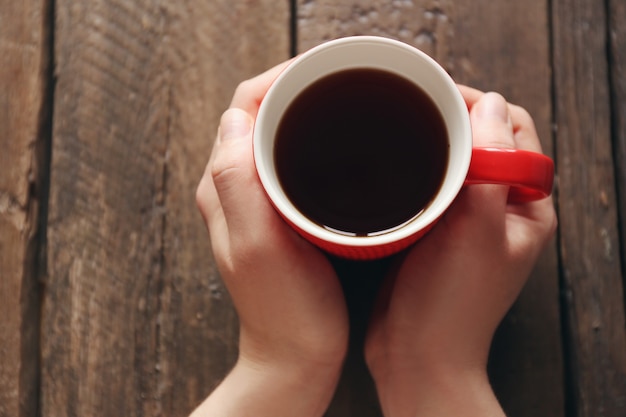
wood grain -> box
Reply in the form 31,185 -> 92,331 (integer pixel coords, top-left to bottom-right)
552,0 -> 626,415
1,0 -> 623,415
297,1 -> 563,416
0,1 -> 51,416
609,0 -> 626,288
42,1 -> 289,416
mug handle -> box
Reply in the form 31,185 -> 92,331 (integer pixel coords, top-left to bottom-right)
465,147 -> 555,203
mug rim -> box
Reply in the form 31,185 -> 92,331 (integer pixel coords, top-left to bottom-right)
253,35 -> 471,248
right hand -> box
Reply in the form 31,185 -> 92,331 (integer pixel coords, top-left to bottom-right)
365,88 -> 557,417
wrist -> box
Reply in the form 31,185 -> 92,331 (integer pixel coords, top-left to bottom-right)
190,354 -> 343,417
371,363 -> 504,417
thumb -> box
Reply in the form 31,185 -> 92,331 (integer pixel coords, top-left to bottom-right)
210,108 -> 265,234
470,92 -> 515,149
196,108 -> 253,226
463,92 -> 515,211
218,107 -> 253,143
211,108 -> 254,181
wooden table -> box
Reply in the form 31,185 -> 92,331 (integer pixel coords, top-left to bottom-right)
2,1 -> 625,416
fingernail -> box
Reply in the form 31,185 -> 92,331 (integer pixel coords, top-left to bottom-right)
220,108 -> 252,142
476,92 -> 510,124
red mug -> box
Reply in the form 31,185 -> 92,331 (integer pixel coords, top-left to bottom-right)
253,36 -> 553,260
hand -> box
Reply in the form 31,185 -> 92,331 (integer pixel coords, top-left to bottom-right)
192,61 -> 349,417
365,88 -> 557,417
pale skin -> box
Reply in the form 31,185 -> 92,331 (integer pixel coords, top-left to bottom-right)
192,61 -> 557,417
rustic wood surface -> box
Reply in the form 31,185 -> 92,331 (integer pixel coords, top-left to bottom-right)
41,1 -> 288,416
610,0 -> 626,290
552,0 -> 626,415
0,1 -> 51,416
1,0 -> 625,416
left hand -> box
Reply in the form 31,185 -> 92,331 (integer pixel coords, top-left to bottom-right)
192,62 -> 349,417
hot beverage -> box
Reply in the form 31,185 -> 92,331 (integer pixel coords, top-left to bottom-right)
274,68 -> 449,236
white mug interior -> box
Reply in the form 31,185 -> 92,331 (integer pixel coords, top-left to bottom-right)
253,36 -> 472,248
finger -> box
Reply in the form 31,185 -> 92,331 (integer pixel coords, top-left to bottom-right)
196,163 -> 230,252
508,104 -> 544,153
501,105 -> 556,236
463,92 -> 517,211
198,128 -> 225,222
458,86 -> 544,152
457,84 -> 485,111
230,59 -> 295,117
470,92 -> 515,149
209,108 -> 285,245
196,130 -> 231,260
210,108 -> 257,231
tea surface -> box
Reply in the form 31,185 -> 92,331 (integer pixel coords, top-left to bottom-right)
275,68 -> 449,236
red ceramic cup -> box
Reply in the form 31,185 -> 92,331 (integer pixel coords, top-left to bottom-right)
253,36 -> 554,260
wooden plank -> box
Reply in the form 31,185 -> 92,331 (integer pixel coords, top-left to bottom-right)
609,0 -> 626,285
42,1 -> 289,416
552,0 -> 626,415
43,2 -> 170,414
0,1 -> 52,416
297,1 -> 564,416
